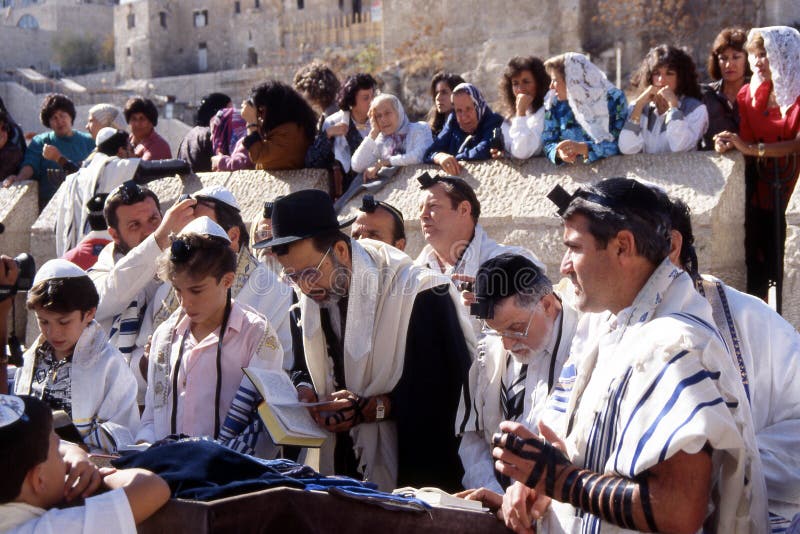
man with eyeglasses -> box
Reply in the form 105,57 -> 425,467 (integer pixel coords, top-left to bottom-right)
249,189 -> 475,492
492,178 -> 766,534
88,181 -> 196,405
454,253 -> 579,507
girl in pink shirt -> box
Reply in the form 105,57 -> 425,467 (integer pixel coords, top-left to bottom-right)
136,217 -> 283,448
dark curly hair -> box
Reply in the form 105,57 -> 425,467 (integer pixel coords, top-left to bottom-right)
196,92 -> 231,127
632,45 -> 701,100
427,71 -> 465,135
707,27 -> 752,81
294,62 -> 341,112
499,56 -> 550,119
123,97 -> 159,127
250,80 -> 318,142
336,73 -> 378,111
39,93 -> 76,129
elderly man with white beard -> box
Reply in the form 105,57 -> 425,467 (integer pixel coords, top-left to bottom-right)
455,254 -> 579,509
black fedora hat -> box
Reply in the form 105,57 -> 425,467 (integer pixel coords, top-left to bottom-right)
253,189 -> 356,249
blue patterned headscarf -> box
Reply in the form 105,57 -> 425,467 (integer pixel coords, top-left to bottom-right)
452,83 -> 488,123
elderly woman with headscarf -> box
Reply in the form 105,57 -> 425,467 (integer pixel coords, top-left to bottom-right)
541,53 -> 627,164
714,26 -> 800,300
423,83 -> 504,175
86,103 -> 127,139
351,94 -> 433,180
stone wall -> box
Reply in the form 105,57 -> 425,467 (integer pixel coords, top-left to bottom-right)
783,184 -> 800,331
24,151 -> 746,343
0,27 -> 55,74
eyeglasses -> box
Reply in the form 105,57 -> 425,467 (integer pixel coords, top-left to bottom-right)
280,247 -> 331,286
480,306 -> 537,339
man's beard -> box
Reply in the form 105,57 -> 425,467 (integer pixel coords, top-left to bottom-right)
114,236 -> 134,256
508,314 -> 553,363
316,257 -> 351,308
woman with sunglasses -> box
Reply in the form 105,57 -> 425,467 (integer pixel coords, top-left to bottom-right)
136,217 -> 283,455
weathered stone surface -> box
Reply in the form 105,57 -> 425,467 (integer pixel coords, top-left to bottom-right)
25,153 -> 745,343
783,185 -> 800,330
0,180 -> 39,341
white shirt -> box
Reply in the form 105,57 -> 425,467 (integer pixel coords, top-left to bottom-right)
501,107 -> 546,159
350,121 -> 433,172
0,488 -> 136,534
618,97 -> 708,154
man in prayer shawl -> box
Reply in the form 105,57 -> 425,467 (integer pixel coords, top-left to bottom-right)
493,178 -> 768,534
142,185 -> 295,370
456,254 -> 579,501
351,194 -> 407,251
89,182 -> 196,405
252,189 -> 475,491
667,195 -> 800,532
414,173 -> 540,334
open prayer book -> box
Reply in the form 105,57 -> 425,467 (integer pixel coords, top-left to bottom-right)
242,367 -> 328,448
392,487 -> 490,513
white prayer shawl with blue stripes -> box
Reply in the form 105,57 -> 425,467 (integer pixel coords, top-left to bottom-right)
540,259 -> 768,534
14,321 -> 140,453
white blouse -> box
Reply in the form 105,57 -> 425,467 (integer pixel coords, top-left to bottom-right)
501,106 -> 546,159
350,121 -> 433,173
619,97 -> 708,154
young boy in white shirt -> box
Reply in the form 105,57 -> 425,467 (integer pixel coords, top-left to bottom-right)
0,394 -> 169,533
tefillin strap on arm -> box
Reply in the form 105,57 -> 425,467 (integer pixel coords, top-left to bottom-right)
492,431 -> 571,496
558,467 -> 658,532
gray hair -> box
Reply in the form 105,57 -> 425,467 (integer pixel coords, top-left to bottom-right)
89,103 -> 126,130
369,93 -> 403,116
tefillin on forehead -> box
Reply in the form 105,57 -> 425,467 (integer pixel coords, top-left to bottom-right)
546,178 -> 668,217
416,171 -> 467,190
169,238 -> 194,264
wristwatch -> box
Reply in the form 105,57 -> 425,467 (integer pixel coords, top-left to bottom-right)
757,142 -> 766,158
375,397 -> 385,421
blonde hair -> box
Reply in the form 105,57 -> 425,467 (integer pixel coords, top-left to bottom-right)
745,31 -> 765,54
544,54 -> 567,79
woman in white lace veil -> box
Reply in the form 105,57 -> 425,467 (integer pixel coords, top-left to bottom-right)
541,52 -> 628,165
713,25 -> 800,300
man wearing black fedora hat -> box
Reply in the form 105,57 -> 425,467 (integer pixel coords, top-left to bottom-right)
251,189 -> 475,491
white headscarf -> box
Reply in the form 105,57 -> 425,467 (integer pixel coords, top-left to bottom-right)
88,103 -> 127,131
561,52 -> 616,143
747,26 -> 800,117
370,93 -> 410,158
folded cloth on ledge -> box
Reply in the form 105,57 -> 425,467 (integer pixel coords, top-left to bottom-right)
112,438 -> 428,512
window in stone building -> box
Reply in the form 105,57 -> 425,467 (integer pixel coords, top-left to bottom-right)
198,42 -> 208,72
127,13 -> 135,29
17,14 -> 39,29
126,47 -> 131,57
254,0 -> 260,8
297,0 -> 303,9
234,1 -> 240,14
247,47 -> 258,67
159,11 -> 167,28
338,0 -> 344,8
194,10 -> 208,27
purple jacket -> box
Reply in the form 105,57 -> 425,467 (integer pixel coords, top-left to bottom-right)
215,137 -> 254,171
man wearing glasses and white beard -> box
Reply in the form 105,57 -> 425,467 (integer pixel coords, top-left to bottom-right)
454,254 -> 580,511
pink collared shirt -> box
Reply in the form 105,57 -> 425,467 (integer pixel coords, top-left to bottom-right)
148,301 -> 282,440
131,130 -> 172,160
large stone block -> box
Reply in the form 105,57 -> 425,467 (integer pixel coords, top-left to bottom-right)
783,184 -> 800,330
26,153 -> 745,343
0,181 -> 39,343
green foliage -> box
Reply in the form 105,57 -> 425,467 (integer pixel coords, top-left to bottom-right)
355,44 -> 381,73
51,33 -> 107,75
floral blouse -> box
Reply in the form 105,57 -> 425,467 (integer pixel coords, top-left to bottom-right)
542,87 -> 628,164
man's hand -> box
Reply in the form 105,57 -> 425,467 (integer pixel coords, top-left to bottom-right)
493,421 -> 570,496
153,197 -> 197,250
326,122 -> 349,138
61,441 -> 103,501
0,255 -> 20,291
455,487 -> 504,516
502,481 -> 552,534
312,390 -> 368,432
433,153 -> 461,175
43,144 -> 63,163
516,93 -> 534,117
451,273 -> 475,307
